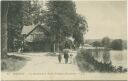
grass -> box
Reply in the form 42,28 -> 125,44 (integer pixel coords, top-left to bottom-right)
1,55 -> 27,71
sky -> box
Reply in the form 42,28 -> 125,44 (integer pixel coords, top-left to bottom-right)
75,1 -> 127,40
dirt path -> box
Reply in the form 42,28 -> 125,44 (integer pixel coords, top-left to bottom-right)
2,52 -> 127,80
17,52 -> 80,73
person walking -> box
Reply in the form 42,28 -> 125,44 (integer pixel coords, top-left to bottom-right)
58,53 -> 62,63
69,54 -> 73,64
63,49 -> 69,64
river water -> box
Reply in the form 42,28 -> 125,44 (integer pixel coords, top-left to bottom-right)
110,50 -> 127,68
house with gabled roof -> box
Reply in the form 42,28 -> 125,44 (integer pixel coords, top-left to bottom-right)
21,25 -> 45,42
21,24 -> 51,52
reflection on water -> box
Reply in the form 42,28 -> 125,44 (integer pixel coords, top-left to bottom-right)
110,50 -> 127,68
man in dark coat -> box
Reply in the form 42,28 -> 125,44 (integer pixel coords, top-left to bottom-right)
63,50 -> 69,64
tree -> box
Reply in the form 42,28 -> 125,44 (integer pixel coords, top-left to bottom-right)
45,1 -> 88,52
92,41 -> 101,47
101,37 -> 110,48
73,14 -> 88,47
45,1 -> 76,52
1,1 -> 24,56
22,1 -> 43,25
111,39 -> 123,50
7,1 -> 44,52
7,1 -> 24,52
1,1 -> 9,57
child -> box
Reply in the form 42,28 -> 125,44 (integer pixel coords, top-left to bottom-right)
58,54 -> 62,63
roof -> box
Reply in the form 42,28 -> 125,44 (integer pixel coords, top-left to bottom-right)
21,25 -> 45,42
21,25 -> 35,35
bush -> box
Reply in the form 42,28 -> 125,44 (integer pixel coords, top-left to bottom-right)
76,48 -> 127,73
111,39 -> 123,50
92,41 -> 102,47
76,48 -> 95,72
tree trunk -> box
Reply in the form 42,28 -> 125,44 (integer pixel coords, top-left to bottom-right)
57,42 -> 59,53
53,43 -> 56,52
53,34 -> 56,52
1,2 -> 9,58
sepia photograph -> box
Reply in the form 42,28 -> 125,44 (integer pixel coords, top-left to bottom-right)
1,0 -> 127,80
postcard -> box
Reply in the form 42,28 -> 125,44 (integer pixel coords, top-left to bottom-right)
1,0 -> 127,80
